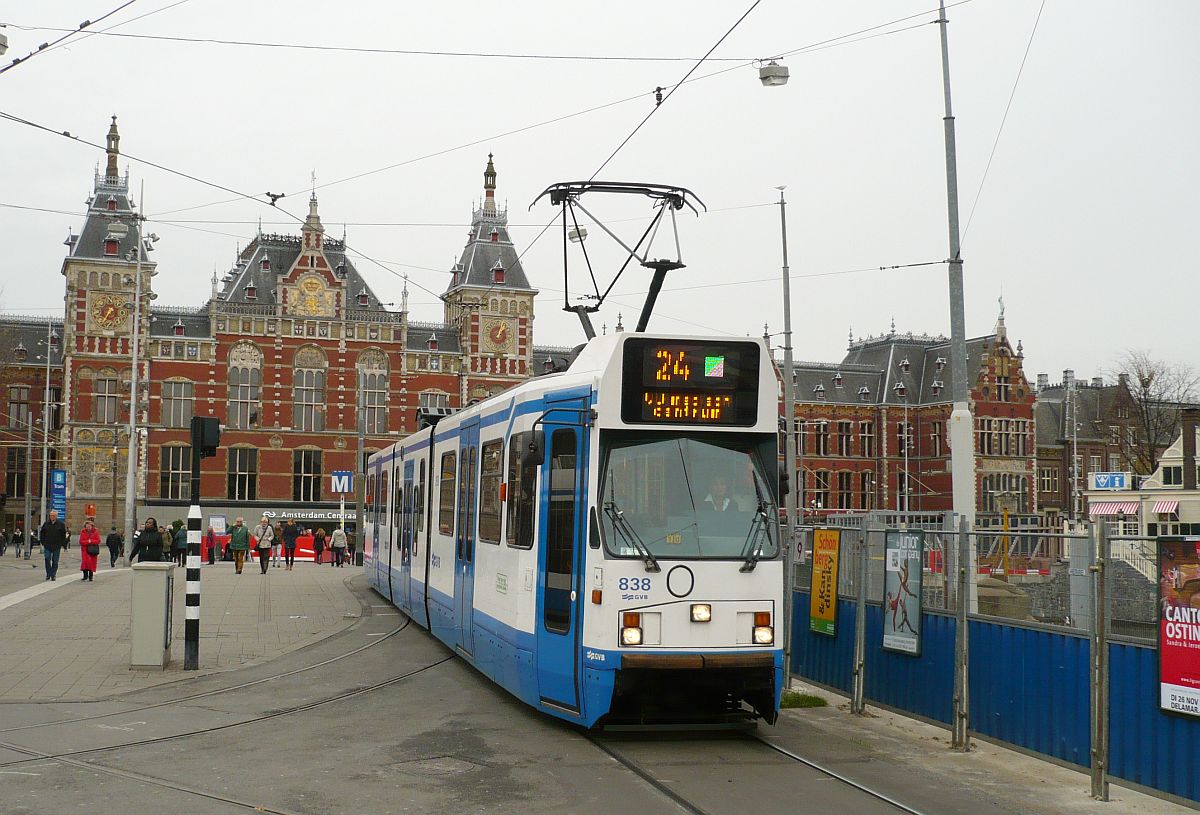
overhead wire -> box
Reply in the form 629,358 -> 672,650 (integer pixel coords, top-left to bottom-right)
961,0 -> 1045,246
0,0 -> 140,76
31,0 -> 193,60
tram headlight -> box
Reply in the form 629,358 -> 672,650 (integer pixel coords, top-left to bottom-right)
753,611 -> 773,645
690,603 -> 712,623
621,612 -> 642,646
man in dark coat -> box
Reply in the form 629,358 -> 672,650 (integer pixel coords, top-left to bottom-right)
40,510 -> 68,581
105,526 -> 123,568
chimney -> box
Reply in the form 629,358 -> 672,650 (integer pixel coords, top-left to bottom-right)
1036,373 -> 1048,391
1118,372 -> 1129,388
1063,369 -> 1075,389
1183,408 -> 1199,491
1091,377 -> 1103,388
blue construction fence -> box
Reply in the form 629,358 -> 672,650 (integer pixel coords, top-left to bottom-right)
791,591 -> 1199,804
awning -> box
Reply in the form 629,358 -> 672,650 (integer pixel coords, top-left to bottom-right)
1153,500 -> 1180,515
1088,501 -> 1140,517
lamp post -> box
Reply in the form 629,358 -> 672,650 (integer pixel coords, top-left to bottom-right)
122,182 -> 150,567
894,359 -> 911,513
776,188 -> 800,686
38,321 -> 57,525
23,416 -> 40,560
110,445 -> 119,534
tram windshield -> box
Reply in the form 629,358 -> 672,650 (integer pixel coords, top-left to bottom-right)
599,433 -> 778,562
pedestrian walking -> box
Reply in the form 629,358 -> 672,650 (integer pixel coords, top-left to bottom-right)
313,527 -> 326,565
79,519 -> 101,582
129,518 -> 167,563
281,518 -> 300,571
346,530 -> 356,567
12,524 -> 23,559
39,510 -> 68,581
171,521 -> 188,567
205,527 -> 217,565
270,522 -> 283,567
330,526 -> 347,567
228,517 -> 250,574
254,516 -> 274,574
0,527 -> 7,557
105,526 -> 123,568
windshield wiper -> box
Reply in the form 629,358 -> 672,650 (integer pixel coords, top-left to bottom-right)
740,477 -> 774,572
603,500 -> 661,572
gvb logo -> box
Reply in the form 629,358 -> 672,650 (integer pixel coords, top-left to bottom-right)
330,471 -> 353,494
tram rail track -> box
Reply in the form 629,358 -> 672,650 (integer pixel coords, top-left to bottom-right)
585,728 -> 931,815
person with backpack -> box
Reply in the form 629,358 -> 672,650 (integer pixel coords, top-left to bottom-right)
171,521 -> 188,567
330,526 -> 347,567
79,519 -> 101,582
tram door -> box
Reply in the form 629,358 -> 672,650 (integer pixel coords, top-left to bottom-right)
454,420 -> 480,655
399,459 -> 415,613
536,397 -> 589,713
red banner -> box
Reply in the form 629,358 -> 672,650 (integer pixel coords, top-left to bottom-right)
1159,537 -> 1200,717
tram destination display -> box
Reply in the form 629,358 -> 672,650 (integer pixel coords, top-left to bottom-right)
621,337 -> 760,426
1158,537 -> 1200,718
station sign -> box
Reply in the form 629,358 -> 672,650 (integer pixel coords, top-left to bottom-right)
1158,537 -> 1200,718
1091,472 -> 1131,491
331,471 -> 354,494
50,469 -> 67,517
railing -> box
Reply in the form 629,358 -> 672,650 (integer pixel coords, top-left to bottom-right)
214,302 -> 277,317
1109,538 -> 1156,581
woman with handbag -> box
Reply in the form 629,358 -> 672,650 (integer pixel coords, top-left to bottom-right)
254,516 -> 274,575
79,519 -> 101,582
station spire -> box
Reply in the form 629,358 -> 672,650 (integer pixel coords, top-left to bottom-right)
105,115 -> 121,179
483,153 -> 497,215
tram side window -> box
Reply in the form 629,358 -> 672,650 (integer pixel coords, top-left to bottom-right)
438,451 -> 456,535
478,440 -> 504,544
394,472 -> 403,529
416,460 -> 426,536
366,474 -> 375,524
379,471 -> 389,527
506,432 -> 537,549
544,429 -> 577,634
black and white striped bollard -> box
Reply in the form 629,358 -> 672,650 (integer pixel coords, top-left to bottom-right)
184,502 -> 201,670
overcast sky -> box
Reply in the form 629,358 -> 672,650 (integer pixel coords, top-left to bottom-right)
1,0 -> 1196,382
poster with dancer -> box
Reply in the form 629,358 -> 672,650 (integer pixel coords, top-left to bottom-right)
809,528 -> 841,637
1158,537 -> 1200,717
883,530 -> 924,656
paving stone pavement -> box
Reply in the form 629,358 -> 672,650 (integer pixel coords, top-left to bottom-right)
0,545 -> 363,702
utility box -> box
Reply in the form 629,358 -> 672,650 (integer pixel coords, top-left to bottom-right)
131,562 -> 174,670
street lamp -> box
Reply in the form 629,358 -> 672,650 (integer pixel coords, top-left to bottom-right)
110,445 -> 119,536
758,0 -> 976,540
22,416 -> 41,560
894,361 -> 911,512
122,182 -> 155,567
37,322 -> 58,527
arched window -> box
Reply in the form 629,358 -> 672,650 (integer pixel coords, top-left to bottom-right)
294,345 -> 326,432
357,348 -> 389,434
227,342 -> 262,429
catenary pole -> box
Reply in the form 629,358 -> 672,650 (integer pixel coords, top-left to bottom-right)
777,187 -> 800,687
39,319 -> 53,525
937,1 -> 977,610
355,368 -> 366,565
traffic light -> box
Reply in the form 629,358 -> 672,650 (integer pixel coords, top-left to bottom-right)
191,416 -> 221,459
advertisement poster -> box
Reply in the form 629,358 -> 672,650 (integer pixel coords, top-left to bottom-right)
809,528 -> 841,637
1158,537 -> 1200,717
209,515 -> 227,535
883,530 -> 925,656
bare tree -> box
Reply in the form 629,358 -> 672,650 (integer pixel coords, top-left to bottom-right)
1112,350 -> 1199,474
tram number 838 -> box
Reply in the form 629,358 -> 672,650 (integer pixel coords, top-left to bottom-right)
618,577 -> 652,592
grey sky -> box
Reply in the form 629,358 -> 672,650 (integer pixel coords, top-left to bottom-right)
1,0 -> 1196,382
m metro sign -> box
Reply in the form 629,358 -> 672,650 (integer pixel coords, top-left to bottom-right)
330,471 -> 354,494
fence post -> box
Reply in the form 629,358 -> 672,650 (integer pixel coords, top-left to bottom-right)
952,515 -> 970,751
1090,522 -> 1110,800
850,524 -> 870,714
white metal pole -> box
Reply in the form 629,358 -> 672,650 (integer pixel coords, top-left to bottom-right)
778,188 -> 800,686
122,181 -> 145,567
938,0 -> 977,610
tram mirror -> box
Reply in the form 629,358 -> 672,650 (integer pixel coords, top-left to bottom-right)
779,466 -> 790,497
523,430 -> 545,466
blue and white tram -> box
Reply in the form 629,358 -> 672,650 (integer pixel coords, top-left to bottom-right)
365,332 -> 784,727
